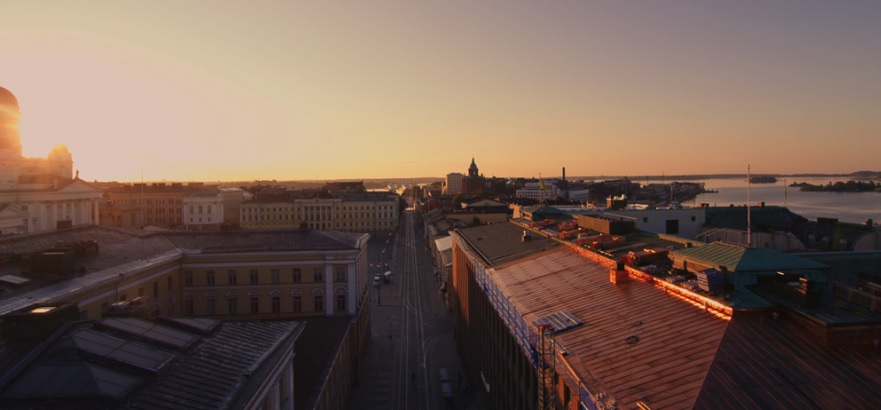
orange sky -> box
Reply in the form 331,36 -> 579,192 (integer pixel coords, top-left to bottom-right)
2,1 -> 879,182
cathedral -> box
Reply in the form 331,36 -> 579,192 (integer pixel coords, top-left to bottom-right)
0,86 -> 101,234
463,157 -> 485,195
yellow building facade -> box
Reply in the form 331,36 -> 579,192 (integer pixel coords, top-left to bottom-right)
241,194 -> 399,232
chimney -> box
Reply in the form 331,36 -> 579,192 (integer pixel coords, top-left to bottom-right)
610,261 -> 628,284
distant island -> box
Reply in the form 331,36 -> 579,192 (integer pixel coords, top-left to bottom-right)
749,175 -> 777,184
790,180 -> 881,193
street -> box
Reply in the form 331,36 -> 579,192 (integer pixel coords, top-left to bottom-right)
348,210 -> 484,410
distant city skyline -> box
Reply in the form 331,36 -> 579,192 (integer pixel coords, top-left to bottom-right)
2,1 -> 879,182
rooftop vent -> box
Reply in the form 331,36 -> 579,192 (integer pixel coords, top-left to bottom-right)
0,303 -> 80,340
29,249 -> 76,276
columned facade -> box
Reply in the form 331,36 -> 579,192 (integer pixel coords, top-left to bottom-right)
0,85 -> 102,234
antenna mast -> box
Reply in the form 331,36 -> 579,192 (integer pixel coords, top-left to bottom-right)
747,165 -> 751,248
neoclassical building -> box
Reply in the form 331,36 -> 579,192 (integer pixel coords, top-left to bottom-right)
240,192 -> 399,232
0,86 -> 101,234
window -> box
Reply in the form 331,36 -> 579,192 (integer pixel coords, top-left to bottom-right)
206,295 -> 216,315
335,266 -> 347,282
314,295 -> 324,312
228,270 -> 237,285
184,271 -> 193,286
336,294 -> 347,312
206,271 -> 215,286
293,268 -> 301,283
314,267 -> 324,283
272,296 -> 281,314
153,282 -> 159,298
249,269 -> 259,284
293,296 -> 302,312
227,294 -> 238,315
250,295 -> 259,314
271,269 -> 280,284
183,294 -> 194,316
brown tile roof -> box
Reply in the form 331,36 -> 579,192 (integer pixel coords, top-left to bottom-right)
491,247 -> 729,409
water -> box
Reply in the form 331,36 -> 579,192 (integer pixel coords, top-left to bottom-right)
689,177 -> 880,224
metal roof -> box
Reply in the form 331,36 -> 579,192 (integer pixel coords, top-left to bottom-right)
455,222 -> 559,267
0,319 -> 302,409
671,242 -> 828,272
695,313 -> 881,409
162,229 -> 367,253
491,247 -> 729,409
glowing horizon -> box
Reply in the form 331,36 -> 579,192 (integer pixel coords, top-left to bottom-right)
2,1 -> 879,182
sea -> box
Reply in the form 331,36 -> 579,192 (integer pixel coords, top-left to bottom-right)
684,177 -> 881,225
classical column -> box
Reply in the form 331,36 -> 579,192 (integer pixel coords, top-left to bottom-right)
282,357 -> 294,410
92,199 -> 100,225
268,383 -> 280,410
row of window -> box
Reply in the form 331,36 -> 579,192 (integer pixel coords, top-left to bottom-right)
187,205 -> 217,214
181,293 -> 347,316
241,213 -> 395,221
111,198 -> 183,206
183,267 -> 349,286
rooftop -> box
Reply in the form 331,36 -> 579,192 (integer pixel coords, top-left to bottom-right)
490,247 -> 728,409
0,226 -> 367,316
456,220 -> 881,409
455,221 -> 559,267
671,242 -> 828,273
0,316 -> 302,409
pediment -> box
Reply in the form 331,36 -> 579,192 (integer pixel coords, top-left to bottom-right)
56,179 -> 103,194
0,205 -> 29,218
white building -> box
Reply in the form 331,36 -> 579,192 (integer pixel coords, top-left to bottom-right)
0,86 -> 101,234
183,189 -> 225,229
444,172 -> 464,195
601,208 -> 707,239
515,181 -> 559,200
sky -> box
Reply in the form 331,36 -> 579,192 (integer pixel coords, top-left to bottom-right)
1,1 -> 879,182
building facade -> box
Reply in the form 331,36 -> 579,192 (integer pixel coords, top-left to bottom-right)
102,182 -> 209,227
0,226 -> 372,410
444,172 -> 464,195
515,180 -> 559,200
183,189 -> 225,229
0,86 -> 102,234
240,193 -> 399,232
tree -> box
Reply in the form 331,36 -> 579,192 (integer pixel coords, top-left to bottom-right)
452,194 -> 465,209
398,196 -> 408,216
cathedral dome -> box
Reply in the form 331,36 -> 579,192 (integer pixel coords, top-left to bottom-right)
0,86 -> 20,114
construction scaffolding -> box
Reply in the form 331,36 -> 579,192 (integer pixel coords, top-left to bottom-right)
537,324 -> 556,410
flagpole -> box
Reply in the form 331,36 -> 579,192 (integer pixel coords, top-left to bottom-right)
747,164 -> 751,248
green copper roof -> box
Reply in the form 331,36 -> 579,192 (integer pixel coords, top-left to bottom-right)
671,242 -> 827,272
